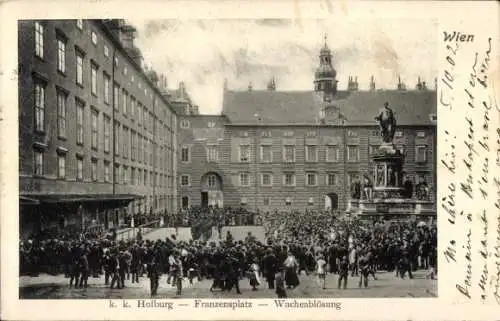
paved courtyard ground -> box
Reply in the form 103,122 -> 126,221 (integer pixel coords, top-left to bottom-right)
20,270 -> 437,299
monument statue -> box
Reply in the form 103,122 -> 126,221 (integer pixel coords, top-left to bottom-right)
374,102 -> 396,143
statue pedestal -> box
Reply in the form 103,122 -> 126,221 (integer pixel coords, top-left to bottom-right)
346,143 -> 435,221
372,144 -> 404,199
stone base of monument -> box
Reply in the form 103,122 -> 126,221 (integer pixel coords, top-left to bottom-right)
345,142 -> 436,221
346,198 -> 436,221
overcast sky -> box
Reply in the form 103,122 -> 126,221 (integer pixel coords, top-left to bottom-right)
129,18 -> 437,114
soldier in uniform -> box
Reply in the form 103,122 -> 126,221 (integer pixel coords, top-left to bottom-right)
147,253 -> 160,296
337,255 -> 349,289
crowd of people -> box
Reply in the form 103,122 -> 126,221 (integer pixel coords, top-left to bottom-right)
20,205 -> 437,297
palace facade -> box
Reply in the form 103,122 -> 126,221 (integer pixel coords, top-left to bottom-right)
177,42 -> 437,213
18,19 -> 178,236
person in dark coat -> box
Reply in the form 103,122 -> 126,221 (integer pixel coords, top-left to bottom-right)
78,246 -> 90,288
338,256 -> 349,289
147,253 -> 160,296
262,249 -> 279,289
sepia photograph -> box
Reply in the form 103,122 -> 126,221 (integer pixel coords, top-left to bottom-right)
16,18 -> 439,300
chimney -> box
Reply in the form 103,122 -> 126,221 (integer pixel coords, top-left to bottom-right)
369,75 -> 375,91
354,76 -> 359,90
267,76 -> 276,91
397,75 -> 406,90
248,82 -> 253,92
416,76 -> 422,90
434,77 -> 437,90
422,81 -> 427,90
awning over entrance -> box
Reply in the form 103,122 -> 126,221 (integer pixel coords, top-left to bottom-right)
19,196 -> 41,205
19,194 -> 144,204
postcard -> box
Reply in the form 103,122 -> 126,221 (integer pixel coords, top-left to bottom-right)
0,0 -> 499,320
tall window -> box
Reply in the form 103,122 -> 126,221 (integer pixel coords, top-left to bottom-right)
137,103 -> 142,126
123,166 -> 128,184
260,145 -> 272,162
131,131 -> 136,160
104,45 -> 109,58
416,145 -> 428,163
261,173 -> 272,186
122,89 -> 128,115
114,123 -> 120,155
91,63 -> 98,95
283,145 -> 295,162
327,173 -> 337,186
131,167 -> 136,185
91,158 -> 98,182
283,173 -> 295,186
104,161 -> 110,182
103,73 -> 110,104
34,150 -> 43,176
34,80 -> 45,132
239,173 -> 249,186
130,97 -> 136,120
35,22 -> 44,58
76,156 -> 83,181
76,99 -> 84,145
239,145 -> 250,162
56,91 -> 66,138
207,145 -> 218,162
123,127 -> 129,158
181,175 -> 190,186
76,51 -> 84,86
347,145 -> 359,162
57,38 -> 66,73
91,109 -> 98,150
306,145 -> 318,162
103,115 -> 110,152
113,84 -> 119,110
306,172 -> 317,186
181,146 -> 189,162
326,145 -> 339,162
57,154 -> 66,179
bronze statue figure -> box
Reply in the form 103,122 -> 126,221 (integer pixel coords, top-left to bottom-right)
374,102 -> 396,143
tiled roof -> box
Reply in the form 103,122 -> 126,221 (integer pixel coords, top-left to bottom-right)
222,89 -> 436,126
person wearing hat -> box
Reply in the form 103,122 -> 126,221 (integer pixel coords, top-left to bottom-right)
147,253 -> 160,296
337,255 -> 349,289
316,254 -> 327,290
274,266 -> 287,298
262,248 -> 279,290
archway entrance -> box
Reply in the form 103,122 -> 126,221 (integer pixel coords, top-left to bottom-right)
325,193 -> 339,212
200,172 -> 223,208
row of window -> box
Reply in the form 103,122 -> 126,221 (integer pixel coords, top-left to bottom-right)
180,144 -> 428,163
180,172 -> 341,187
180,195 -> 326,208
34,21 -> 172,136
177,118 -> 429,140
34,149 -> 174,187
34,79 -> 173,170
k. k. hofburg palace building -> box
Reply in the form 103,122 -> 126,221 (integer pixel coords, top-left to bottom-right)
18,19 -> 436,236
18,19 -> 182,236
176,41 -> 437,213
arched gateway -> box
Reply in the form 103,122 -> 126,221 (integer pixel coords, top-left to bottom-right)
324,192 -> 339,211
200,172 -> 223,208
